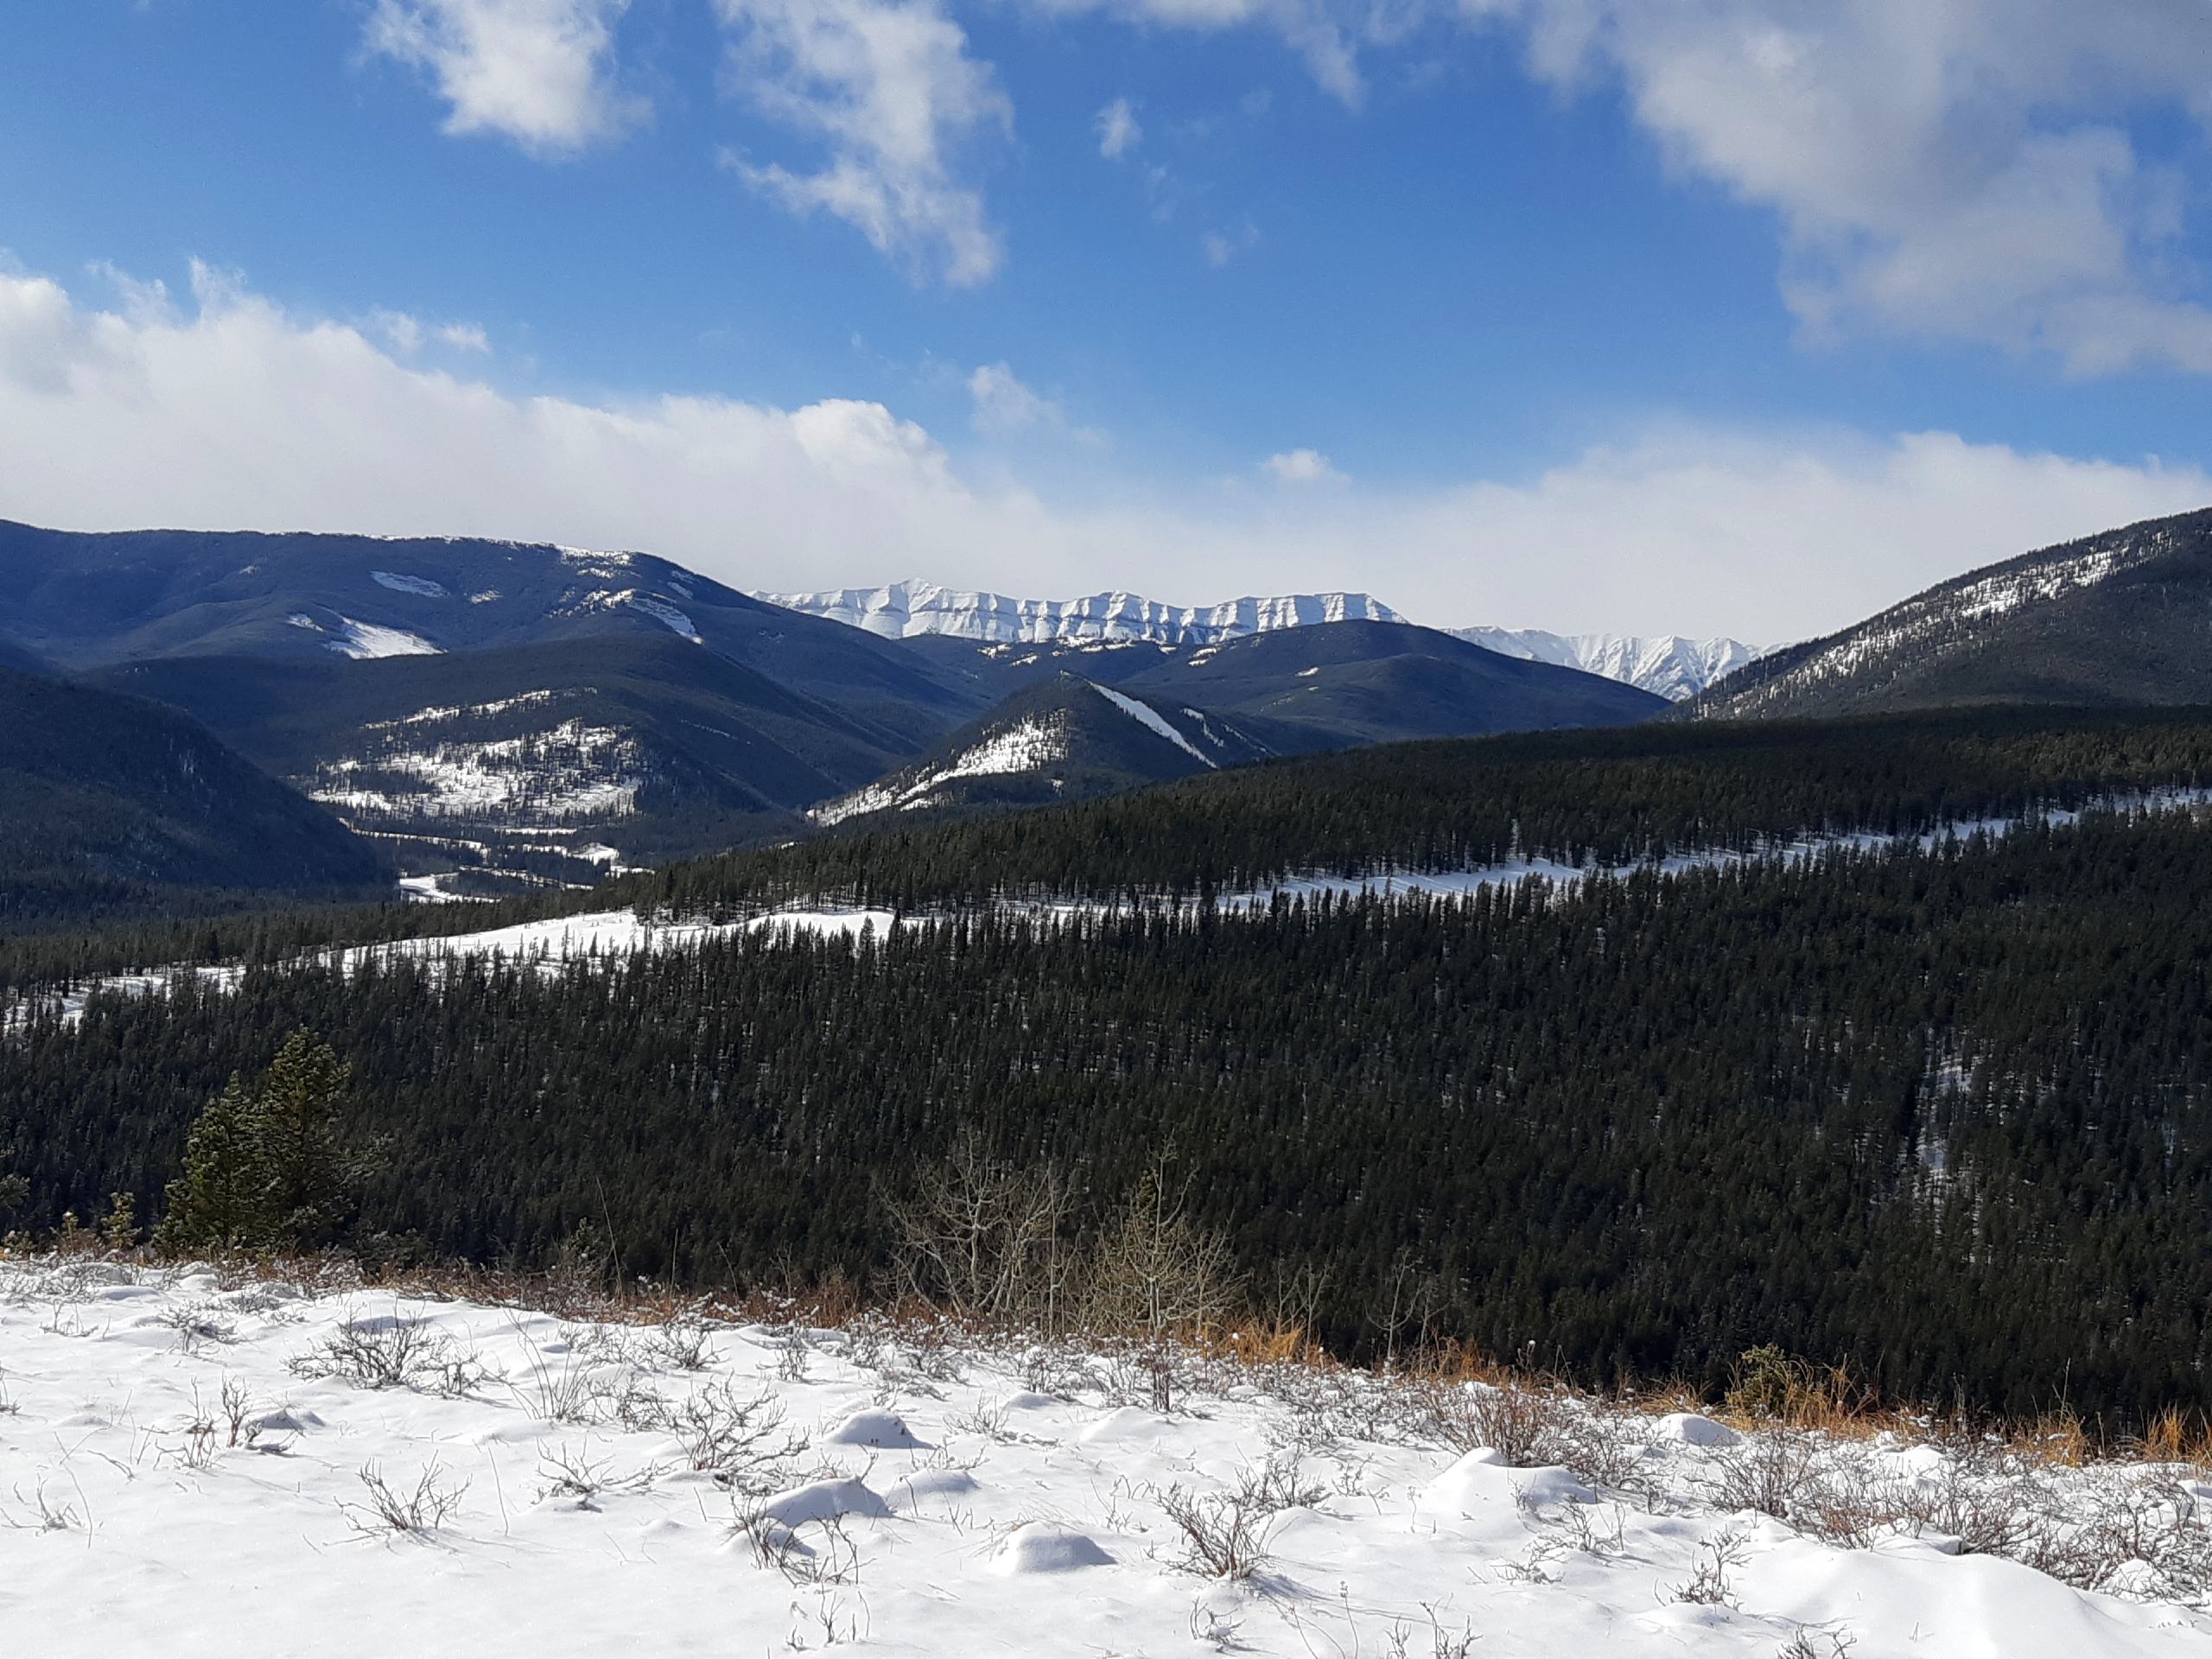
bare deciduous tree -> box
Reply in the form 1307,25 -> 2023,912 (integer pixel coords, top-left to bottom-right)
882,1133 -> 1071,1329
1085,1166 -> 1243,1413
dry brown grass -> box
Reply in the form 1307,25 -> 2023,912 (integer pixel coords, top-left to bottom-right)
2135,1406 -> 2212,1472
1717,1346 -> 1909,1441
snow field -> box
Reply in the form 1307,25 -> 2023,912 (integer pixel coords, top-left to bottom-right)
0,1260 -> 2205,1657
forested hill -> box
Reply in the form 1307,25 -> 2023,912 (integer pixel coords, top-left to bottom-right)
623,704 -> 2212,915
1686,506 -> 2212,720
0,665 -> 388,930
14,809 -> 2212,1421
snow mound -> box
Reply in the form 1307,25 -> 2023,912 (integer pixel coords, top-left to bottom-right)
823,1408 -> 927,1449
990,1522 -> 1114,1573
760,1476 -> 891,1528
1653,1411 -> 1741,1446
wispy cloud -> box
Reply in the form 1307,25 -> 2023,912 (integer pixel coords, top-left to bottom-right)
715,0 -> 1012,288
364,0 -> 641,156
1263,447 -> 1345,484
1095,96 -> 1141,159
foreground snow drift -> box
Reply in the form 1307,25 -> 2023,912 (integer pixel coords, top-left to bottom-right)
1,1262 -> 2204,1656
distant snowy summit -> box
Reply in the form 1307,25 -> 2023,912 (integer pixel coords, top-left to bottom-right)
753,579 -> 1407,648
758,579 -> 1763,702
1449,629 -> 1770,702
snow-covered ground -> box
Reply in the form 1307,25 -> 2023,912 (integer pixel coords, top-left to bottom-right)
0,1259 -> 2202,1656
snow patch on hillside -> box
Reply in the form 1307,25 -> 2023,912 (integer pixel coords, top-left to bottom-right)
371,571 -> 448,598
626,594 -> 702,642
325,618 -> 442,660
0,1260 -> 2202,1657
305,720 -> 640,821
365,690 -> 563,732
1091,682 -> 1216,767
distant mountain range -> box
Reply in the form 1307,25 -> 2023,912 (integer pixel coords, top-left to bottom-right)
1687,507 -> 2212,721
753,579 -> 1405,647
10,500 -> 2212,923
0,523 -> 1664,907
760,578 -> 1761,701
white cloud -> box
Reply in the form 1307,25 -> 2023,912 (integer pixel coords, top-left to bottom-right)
0,260 -> 2204,643
1096,96 -> 1142,159
1462,0 -> 2212,374
1262,447 -> 1345,484
365,0 -> 640,156
715,0 -> 1012,287
1201,218 -> 1260,266
439,321 -> 493,353
966,361 -> 1058,432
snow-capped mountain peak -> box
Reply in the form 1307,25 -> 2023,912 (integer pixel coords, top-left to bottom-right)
1448,628 -> 1770,702
754,579 -> 1405,647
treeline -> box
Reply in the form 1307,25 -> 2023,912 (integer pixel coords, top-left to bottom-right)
8,810 -> 2212,1422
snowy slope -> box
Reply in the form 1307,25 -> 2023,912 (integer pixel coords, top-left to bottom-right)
811,717 -> 1069,825
756,577 -> 1407,645
1688,509 -> 2212,721
1452,627 -> 1769,702
0,1258 -> 2202,1658
808,676 -> 1267,826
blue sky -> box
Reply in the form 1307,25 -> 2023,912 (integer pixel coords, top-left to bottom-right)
3,0 -> 2211,639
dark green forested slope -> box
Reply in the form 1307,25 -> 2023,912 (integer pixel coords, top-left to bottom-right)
0,666 -> 388,930
5,702 -> 2211,986
10,810 -> 2212,1421
630,704 -> 2212,914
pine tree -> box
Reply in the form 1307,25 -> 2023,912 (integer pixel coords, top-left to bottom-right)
156,1074 -> 267,1251
156,1031 -> 365,1255
250,1031 -> 359,1250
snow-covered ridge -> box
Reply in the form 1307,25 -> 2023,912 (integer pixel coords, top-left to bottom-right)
0,1258 -> 2202,1656
757,578 -> 1406,646
365,690 -> 564,732
1452,628 -> 1771,702
810,716 -> 1069,826
755,576 -> 1758,700
1700,524 -> 2178,717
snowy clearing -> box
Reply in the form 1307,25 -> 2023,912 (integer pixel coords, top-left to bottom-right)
1093,682 -> 1217,767
0,1259 -> 2202,1657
